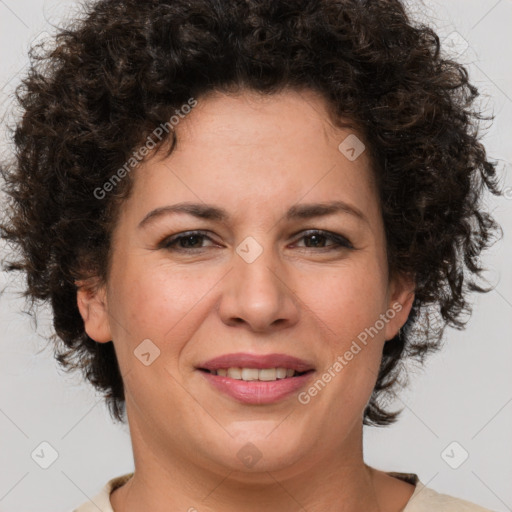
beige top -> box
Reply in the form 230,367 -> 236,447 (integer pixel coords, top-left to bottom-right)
72,471 -> 495,511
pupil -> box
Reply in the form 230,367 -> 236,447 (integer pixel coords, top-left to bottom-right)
182,235 -> 201,248
307,234 -> 324,247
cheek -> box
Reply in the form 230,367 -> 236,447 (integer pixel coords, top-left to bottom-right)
295,259 -> 388,415
107,260 -> 219,350
299,260 -> 388,346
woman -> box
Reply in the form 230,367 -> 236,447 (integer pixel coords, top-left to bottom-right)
0,0 -> 503,510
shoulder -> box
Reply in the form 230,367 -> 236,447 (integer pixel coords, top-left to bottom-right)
72,473 -> 133,512
400,476 -> 496,512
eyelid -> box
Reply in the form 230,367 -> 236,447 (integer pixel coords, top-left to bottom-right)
291,229 -> 353,249
158,230 -> 219,249
159,229 -> 353,251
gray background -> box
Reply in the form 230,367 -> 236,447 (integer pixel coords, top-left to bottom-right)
0,0 -> 511,511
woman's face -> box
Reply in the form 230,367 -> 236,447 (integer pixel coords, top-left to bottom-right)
79,89 -> 414,478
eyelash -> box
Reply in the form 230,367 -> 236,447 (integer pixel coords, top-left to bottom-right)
159,229 -> 353,253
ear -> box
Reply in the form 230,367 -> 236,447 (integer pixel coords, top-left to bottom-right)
383,272 -> 415,341
76,279 -> 112,343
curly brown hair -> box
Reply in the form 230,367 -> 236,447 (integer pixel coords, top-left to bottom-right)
0,0 -> 503,426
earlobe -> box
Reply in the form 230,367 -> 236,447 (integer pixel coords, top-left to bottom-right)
76,280 -> 112,343
384,273 -> 415,341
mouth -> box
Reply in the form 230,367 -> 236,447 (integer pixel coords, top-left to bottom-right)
196,353 -> 316,404
198,367 -> 312,380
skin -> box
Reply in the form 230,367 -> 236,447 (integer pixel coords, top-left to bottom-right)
77,88 -> 416,512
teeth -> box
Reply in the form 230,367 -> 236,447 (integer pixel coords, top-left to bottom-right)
258,368 -> 277,381
213,367 -> 299,381
241,368 -> 259,381
227,367 -> 242,379
276,368 -> 287,379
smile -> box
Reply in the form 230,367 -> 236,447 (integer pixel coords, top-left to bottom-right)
202,367 -> 305,380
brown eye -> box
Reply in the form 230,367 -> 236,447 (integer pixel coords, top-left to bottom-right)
294,230 -> 353,250
160,231 -> 216,251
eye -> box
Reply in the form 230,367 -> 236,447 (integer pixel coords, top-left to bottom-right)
292,230 -> 353,250
159,231 -> 218,251
159,229 -> 353,253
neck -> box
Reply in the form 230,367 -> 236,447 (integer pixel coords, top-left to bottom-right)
110,409 -> 386,512
112,460 -> 380,512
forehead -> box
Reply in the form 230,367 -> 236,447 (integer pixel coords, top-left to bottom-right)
176,88 -> 357,156
122,89 -> 381,228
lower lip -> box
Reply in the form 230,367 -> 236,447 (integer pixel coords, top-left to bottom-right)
199,370 -> 315,405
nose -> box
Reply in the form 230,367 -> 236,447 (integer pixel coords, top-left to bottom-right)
217,241 -> 300,333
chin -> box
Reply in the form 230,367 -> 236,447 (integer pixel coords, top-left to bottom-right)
203,426 -> 316,476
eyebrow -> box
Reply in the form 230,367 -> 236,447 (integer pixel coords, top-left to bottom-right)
138,200 -> 368,229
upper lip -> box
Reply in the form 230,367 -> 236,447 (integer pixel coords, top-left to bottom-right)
198,353 -> 315,372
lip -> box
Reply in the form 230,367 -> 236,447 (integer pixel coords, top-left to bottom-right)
196,352 -> 316,405
199,370 -> 315,405
198,352 -> 315,372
